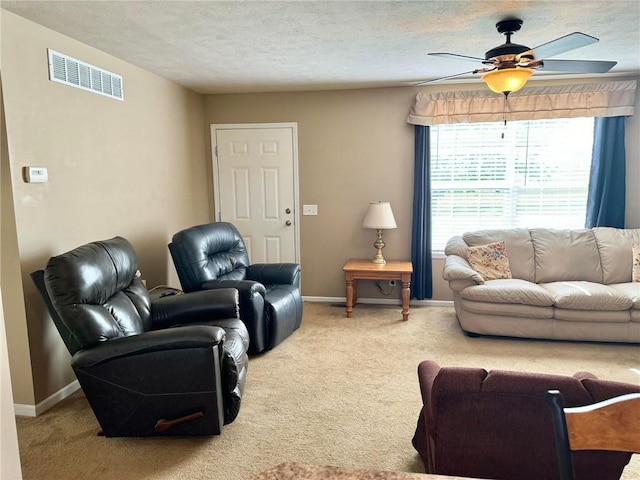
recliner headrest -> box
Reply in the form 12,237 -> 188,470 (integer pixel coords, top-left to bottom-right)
170,222 -> 250,287
45,236 -> 138,306
43,236 -> 149,349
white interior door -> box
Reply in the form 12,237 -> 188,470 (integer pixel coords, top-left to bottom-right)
212,123 -> 299,264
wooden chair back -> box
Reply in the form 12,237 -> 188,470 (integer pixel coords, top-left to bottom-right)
546,390 -> 640,480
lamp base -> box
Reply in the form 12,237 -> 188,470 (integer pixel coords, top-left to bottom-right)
371,229 -> 387,265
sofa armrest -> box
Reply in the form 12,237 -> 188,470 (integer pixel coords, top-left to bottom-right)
448,279 -> 480,291
417,360 -> 488,433
150,288 -> 239,329
417,360 -> 442,409
71,325 -> 225,369
573,371 -> 599,381
247,263 -> 301,287
444,235 -> 469,257
443,255 -> 484,287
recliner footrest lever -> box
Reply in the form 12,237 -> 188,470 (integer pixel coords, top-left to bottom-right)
154,411 -> 205,433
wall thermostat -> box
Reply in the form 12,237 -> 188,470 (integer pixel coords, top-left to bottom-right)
22,166 -> 48,183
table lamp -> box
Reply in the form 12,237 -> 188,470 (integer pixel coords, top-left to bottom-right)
362,201 -> 397,265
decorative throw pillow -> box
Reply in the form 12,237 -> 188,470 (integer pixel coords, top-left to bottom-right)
466,241 -> 512,281
633,243 -> 640,282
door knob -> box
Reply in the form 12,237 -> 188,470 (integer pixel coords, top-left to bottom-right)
285,208 -> 291,214
286,220 -> 292,226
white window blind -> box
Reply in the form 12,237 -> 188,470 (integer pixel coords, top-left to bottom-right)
431,117 -> 594,252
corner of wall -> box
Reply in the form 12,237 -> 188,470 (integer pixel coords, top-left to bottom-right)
1,70 -> 26,480
1,73 -> 36,407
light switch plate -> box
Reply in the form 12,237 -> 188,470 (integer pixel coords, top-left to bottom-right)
303,204 -> 318,215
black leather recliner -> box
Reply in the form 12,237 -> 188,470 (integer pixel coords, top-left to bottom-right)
168,222 -> 303,354
31,236 -> 249,437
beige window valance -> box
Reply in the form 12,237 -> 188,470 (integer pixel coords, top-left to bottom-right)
407,80 -> 637,126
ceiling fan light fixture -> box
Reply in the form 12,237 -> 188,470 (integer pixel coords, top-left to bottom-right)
481,67 -> 534,95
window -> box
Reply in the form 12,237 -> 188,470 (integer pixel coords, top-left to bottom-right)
431,117 -> 594,252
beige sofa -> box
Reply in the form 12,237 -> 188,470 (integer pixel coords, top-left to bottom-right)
443,227 -> 640,343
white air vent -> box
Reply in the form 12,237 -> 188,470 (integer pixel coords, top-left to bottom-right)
47,49 -> 123,101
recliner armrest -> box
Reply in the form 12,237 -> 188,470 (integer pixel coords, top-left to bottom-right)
202,279 -> 267,354
71,325 -> 225,369
247,263 -> 301,286
151,288 -> 239,329
202,279 -> 267,297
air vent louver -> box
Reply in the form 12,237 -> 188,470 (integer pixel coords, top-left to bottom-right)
48,49 -> 123,101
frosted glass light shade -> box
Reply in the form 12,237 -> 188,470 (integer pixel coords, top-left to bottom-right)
362,201 -> 397,229
482,68 -> 534,94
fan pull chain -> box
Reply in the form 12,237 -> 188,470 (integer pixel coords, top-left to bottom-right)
501,94 -> 508,139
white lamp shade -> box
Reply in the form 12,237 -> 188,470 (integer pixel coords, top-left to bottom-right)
362,201 -> 397,229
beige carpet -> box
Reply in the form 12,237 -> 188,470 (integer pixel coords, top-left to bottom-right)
16,302 -> 640,480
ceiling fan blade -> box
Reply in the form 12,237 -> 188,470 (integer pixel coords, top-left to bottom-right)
413,69 -> 485,86
428,52 -> 486,63
539,59 -> 617,73
531,32 -> 599,59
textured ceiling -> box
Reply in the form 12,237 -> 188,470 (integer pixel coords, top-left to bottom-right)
2,0 -> 639,94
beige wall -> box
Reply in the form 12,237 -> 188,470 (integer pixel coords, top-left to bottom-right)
1,11 -> 210,406
1,75 -> 23,480
1,65 -> 35,408
204,77 -> 640,302
205,89 -> 419,301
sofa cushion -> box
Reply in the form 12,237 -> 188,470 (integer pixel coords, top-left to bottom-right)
481,370 -> 595,397
460,279 -> 555,306
530,228 -> 603,283
466,241 -> 512,281
592,227 -> 640,284
542,281 -> 633,311
609,283 -> 640,309
463,229 -> 535,282
460,299 -> 553,319
553,308 -> 630,323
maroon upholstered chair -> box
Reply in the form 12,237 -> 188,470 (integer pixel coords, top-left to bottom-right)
412,360 -> 640,480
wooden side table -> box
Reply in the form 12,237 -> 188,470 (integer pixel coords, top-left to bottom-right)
342,259 -> 413,320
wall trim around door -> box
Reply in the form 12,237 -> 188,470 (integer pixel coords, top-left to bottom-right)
210,122 -> 301,263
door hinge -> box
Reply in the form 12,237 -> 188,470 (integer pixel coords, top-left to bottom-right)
215,146 -> 218,157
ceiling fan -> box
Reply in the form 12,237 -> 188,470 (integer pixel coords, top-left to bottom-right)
416,18 -> 617,96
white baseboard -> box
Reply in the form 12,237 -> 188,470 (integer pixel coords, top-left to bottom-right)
14,380 -> 80,417
411,299 -> 454,307
303,296 -> 345,303
302,296 -> 453,307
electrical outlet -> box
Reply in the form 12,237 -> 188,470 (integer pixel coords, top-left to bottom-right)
389,280 -> 396,286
